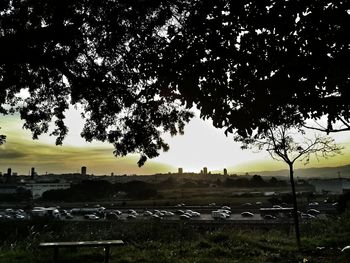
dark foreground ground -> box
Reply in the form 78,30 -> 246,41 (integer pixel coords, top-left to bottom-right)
0,212 -> 350,263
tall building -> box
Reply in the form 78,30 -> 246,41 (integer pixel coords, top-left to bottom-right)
31,167 -> 36,180
5,168 -> 12,183
223,168 -> 228,176
178,168 -> 183,174
81,166 -> 87,175
203,167 -> 208,175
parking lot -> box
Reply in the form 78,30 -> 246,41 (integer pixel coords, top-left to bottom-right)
0,205 -> 328,224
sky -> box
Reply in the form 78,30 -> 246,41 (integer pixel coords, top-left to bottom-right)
1,107 -> 350,176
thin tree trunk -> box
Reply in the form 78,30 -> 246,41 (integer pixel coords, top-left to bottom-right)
289,163 -> 301,248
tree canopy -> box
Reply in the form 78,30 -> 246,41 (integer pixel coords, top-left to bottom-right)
0,0 -> 192,165
156,0 -> 350,137
1,0 -> 349,164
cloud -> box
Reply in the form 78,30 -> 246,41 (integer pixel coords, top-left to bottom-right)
0,134 -> 175,175
0,148 -> 27,159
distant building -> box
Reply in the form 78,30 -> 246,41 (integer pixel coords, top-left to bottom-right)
31,167 -> 36,180
308,178 -> 350,194
4,168 -> 14,183
81,166 -> 87,176
203,167 -> 208,175
24,180 -> 71,199
178,168 -> 183,174
223,168 -> 228,176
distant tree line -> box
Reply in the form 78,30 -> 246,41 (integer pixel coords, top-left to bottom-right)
40,175 -> 290,201
223,175 -> 287,188
0,187 -> 31,202
41,180 -> 157,202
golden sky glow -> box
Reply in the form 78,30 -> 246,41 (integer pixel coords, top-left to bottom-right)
1,109 -> 350,175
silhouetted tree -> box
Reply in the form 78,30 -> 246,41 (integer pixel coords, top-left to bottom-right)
1,1 -> 349,165
157,0 -> 350,137
237,124 -> 342,248
337,192 -> 350,213
269,177 -> 278,186
0,0 -> 192,166
250,174 -> 265,187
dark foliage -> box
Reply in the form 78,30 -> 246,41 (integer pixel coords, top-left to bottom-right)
337,192 -> 350,213
41,180 -> 157,201
1,0 -> 349,164
0,0 -> 192,166
0,187 -> 32,202
157,0 -> 350,136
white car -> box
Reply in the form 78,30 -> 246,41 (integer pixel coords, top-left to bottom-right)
301,213 -> 315,219
180,214 -> 191,220
212,211 -> 229,219
307,209 -> 320,215
272,205 -> 282,209
241,212 -> 254,217
143,211 -> 153,216
163,211 -> 175,217
154,211 -> 164,217
14,214 -> 25,220
263,215 -> 277,220
85,214 -> 99,220
218,209 -> 231,215
152,214 -> 162,220
127,214 -> 137,220
191,211 -> 201,217
113,210 -> 122,215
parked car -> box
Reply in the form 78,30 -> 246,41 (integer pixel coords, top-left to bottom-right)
14,214 -> 25,220
212,211 -> 229,220
113,210 -> 122,215
241,212 -> 254,217
85,214 -> 99,220
307,209 -> 320,215
65,213 -> 73,219
175,210 -> 184,215
301,213 -> 316,219
127,214 -> 137,220
143,211 -> 153,216
106,212 -> 119,220
264,215 -> 277,220
180,214 -> 191,220
152,214 -> 162,220
163,211 -> 175,217
272,205 -> 282,209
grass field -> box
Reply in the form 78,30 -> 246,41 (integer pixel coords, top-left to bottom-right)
1,211 -> 350,262
121,185 -> 315,207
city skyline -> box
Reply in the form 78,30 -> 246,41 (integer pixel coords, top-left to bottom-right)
1,108 -> 350,176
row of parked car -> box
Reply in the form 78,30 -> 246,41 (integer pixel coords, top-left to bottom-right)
0,208 -> 26,220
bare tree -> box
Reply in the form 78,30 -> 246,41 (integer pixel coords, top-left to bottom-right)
237,125 -> 343,248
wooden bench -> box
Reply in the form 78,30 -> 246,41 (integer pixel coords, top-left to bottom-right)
38,240 -> 124,263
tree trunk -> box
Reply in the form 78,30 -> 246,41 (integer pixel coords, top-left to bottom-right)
289,163 -> 301,248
